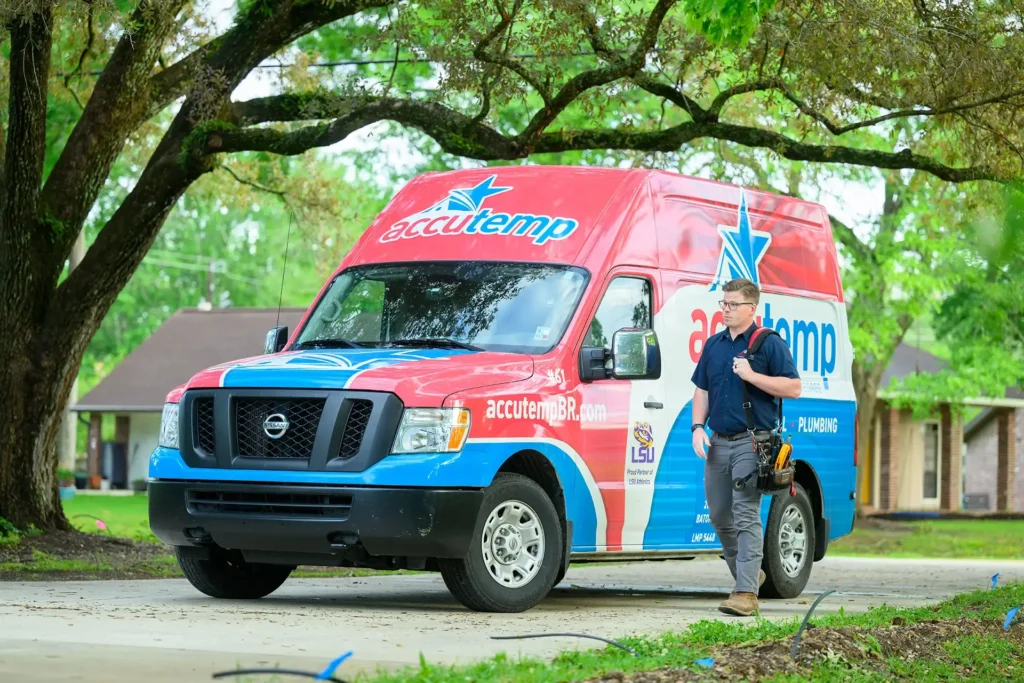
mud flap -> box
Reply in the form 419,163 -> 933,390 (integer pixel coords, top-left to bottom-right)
562,520 -> 573,575
814,517 -> 829,561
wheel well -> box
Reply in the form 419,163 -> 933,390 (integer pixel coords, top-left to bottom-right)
794,460 -> 823,521
497,451 -> 566,522
794,459 -> 828,561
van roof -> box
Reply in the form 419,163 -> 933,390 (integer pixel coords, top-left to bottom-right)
340,165 -> 841,301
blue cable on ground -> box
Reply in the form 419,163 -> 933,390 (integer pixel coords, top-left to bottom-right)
790,589 -> 836,659
212,650 -> 353,682
212,669 -> 347,682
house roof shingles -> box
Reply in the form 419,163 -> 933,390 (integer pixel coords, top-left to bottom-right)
73,308 -> 307,413
879,343 -> 948,387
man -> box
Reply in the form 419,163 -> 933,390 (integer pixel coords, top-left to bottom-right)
690,278 -> 801,616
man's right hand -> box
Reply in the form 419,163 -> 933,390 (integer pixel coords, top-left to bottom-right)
692,427 -> 710,459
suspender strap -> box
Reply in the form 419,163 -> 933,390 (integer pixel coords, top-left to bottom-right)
741,326 -> 784,433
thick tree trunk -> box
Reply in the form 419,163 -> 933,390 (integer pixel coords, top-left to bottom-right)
852,361 -> 884,511
0,363 -> 75,530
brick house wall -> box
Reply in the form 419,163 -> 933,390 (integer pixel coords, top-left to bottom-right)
1017,412 -> 1024,513
964,407 -> 1022,512
964,418 -> 999,510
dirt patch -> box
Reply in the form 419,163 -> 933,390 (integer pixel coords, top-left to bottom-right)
0,530 -> 178,581
590,618 -> 1024,682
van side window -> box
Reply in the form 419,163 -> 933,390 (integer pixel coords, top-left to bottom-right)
585,277 -> 652,348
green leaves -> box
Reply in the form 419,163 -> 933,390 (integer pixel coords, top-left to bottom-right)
680,0 -> 775,47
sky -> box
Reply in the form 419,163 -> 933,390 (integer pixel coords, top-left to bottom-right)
204,0 -> 885,242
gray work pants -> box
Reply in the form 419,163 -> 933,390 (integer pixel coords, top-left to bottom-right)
705,433 -> 764,594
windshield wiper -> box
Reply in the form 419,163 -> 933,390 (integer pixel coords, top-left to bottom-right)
294,338 -> 361,349
387,338 -> 483,352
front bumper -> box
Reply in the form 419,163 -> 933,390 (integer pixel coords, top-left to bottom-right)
149,480 -> 483,560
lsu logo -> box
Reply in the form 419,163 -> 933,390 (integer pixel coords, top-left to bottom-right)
631,421 -> 655,463
378,175 -> 579,246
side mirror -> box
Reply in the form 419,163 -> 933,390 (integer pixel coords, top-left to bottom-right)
579,347 -> 609,382
265,326 -> 288,354
610,328 -> 661,380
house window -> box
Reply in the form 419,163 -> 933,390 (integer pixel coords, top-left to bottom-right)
923,421 -> 940,500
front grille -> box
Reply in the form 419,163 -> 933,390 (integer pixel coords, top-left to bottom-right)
196,398 -> 216,454
186,489 -> 352,519
338,400 -> 373,458
234,398 -> 324,459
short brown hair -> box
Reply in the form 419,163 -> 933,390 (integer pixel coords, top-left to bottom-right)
722,278 -> 760,305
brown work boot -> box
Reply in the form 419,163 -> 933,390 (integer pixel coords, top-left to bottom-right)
719,591 -> 759,617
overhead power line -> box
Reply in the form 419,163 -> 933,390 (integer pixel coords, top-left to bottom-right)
76,49 -> 633,77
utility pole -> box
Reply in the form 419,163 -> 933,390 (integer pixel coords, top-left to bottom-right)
57,230 -> 86,473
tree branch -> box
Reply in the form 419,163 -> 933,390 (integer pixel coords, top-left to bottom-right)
783,87 -> 1024,136
1,8 -> 53,232
534,121 -> 1002,183
224,92 -> 1002,183
828,212 -> 875,265
222,97 -> 517,158
147,37 -> 227,118
41,0 -> 189,263
151,0 -> 393,165
473,0 -> 552,105
515,0 -> 679,149
46,152 -> 198,362
708,79 -> 782,119
631,75 -> 707,122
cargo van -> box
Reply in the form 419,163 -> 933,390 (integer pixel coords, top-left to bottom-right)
149,166 -> 858,613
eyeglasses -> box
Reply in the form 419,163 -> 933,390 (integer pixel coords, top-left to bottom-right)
718,300 -> 755,311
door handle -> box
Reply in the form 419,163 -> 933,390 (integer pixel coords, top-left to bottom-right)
644,401 -> 663,409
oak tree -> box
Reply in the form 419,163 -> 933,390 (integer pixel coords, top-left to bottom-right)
2,0 -> 1023,528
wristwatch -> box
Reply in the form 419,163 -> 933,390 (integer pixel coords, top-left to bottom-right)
691,423 -> 705,433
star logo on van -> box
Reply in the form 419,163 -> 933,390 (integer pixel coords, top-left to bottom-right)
710,189 -> 771,290
422,175 -> 512,213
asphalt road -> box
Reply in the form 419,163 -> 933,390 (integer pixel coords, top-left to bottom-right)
2,556 -> 1022,683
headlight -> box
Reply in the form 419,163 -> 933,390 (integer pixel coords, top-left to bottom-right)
391,408 -> 471,454
159,403 -> 179,449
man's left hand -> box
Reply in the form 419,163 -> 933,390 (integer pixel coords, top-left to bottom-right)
732,357 -> 756,381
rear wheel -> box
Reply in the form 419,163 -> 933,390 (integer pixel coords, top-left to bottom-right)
439,473 -> 562,612
176,547 -> 293,599
760,483 -> 815,599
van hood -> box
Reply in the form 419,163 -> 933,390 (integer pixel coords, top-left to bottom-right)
184,347 -> 534,405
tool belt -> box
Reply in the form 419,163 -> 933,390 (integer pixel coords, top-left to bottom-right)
729,327 -> 796,496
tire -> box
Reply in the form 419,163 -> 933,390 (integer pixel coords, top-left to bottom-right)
439,472 -> 562,613
176,547 -> 293,599
760,482 -> 816,599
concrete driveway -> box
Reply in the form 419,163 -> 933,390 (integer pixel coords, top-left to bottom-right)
2,556 -> 1022,683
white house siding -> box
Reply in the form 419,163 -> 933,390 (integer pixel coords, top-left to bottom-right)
128,412 -> 162,484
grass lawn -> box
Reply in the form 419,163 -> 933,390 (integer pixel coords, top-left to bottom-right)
64,493 -> 158,542
831,518 -> 1024,560
0,493 -> 419,580
217,582 -> 1022,682
2,494 -> 1020,581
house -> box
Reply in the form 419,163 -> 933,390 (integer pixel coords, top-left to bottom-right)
962,388 -> 1024,512
860,343 -> 1024,514
71,307 -> 306,488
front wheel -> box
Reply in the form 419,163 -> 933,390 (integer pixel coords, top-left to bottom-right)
176,547 -> 293,599
439,473 -> 562,612
760,482 -> 815,599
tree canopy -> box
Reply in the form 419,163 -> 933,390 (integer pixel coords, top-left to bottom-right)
3,0 -> 1024,528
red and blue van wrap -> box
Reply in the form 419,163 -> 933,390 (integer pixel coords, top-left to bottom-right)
150,166 -> 857,606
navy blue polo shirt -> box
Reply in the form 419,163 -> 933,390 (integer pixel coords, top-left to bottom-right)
691,323 -> 800,435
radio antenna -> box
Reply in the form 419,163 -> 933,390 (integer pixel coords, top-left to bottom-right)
276,204 -> 296,330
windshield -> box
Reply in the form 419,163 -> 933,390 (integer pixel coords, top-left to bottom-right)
295,261 -> 590,354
